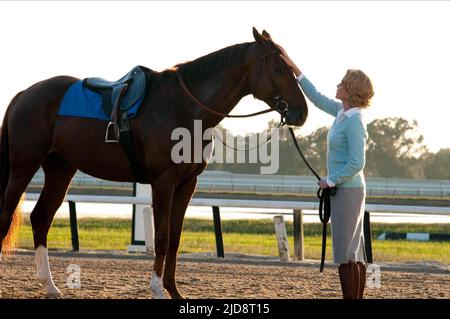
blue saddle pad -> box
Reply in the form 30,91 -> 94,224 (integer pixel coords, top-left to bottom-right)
58,80 -> 144,121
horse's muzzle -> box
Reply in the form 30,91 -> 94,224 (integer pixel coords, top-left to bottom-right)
284,112 -> 307,126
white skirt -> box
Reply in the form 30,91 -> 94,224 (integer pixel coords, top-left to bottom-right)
330,187 -> 366,264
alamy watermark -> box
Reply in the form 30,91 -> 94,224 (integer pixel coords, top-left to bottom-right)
66,264 -> 81,289
171,120 -> 280,174
366,263 -> 381,289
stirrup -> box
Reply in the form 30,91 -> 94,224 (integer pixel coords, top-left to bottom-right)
105,121 -> 119,143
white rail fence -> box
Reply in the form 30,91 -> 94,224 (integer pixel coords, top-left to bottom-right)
25,169 -> 450,261
24,192 -> 450,262
29,170 -> 450,199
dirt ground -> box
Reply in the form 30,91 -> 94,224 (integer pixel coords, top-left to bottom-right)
0,251 -> 448,299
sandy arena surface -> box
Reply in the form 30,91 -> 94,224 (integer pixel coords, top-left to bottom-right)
0,251 -> 448,299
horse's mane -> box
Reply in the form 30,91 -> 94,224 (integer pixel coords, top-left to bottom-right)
176,42 -> 253,86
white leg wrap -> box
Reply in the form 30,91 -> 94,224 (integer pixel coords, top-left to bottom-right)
150,271 -> 165,299
35,246 -> 61,298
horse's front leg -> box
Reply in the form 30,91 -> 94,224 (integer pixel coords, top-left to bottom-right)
163,176 -> 198,299
150,176 -> 176,299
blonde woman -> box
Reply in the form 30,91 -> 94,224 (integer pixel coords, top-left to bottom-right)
279,46 -> 374,299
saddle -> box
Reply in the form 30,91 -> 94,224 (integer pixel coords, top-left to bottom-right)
83,65 -> 153,143
83,66 -> 153,184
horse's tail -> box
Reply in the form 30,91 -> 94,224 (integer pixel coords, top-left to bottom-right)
0,93 -> 24,258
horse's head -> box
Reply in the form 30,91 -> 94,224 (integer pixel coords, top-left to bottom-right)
250,28 -> 308,126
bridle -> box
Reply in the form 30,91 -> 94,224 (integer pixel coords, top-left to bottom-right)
176,44 -> 293,151
175,45 -> 291,123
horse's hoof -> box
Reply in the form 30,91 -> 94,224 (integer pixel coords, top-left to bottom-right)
168,291 -> 185,299
45,289 -> 62,299
153,293 -> 165,299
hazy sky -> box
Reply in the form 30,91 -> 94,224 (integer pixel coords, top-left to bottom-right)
1,1 -> 449,152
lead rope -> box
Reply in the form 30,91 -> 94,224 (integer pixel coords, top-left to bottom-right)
288,127 -> 336,272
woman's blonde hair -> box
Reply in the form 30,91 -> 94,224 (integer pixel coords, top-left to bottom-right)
341,69 -> 374,108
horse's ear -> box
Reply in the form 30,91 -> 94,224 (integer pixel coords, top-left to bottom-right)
253,27 -> 267,44
262,30 -> 272,40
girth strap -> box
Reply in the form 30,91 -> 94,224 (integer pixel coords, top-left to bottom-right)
119,114 -> 150,184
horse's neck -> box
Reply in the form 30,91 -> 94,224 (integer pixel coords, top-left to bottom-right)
186,47 -> 257,128
209,67 -> 251,123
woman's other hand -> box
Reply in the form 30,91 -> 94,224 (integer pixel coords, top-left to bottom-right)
317,179 -> 330,189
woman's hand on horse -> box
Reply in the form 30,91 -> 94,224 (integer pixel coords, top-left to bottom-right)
277,45 -> 302,77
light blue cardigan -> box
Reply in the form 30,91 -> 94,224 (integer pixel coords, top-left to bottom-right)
297,75 -> 368,188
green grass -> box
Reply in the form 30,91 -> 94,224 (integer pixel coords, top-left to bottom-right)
15,217 -> 450,264
18,218 -> 131,251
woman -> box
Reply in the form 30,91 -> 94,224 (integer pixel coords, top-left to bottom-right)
279,46 -> 374,299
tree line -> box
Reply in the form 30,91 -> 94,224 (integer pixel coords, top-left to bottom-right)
206,117 -> 450,180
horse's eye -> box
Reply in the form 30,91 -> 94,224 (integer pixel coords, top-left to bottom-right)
274,65 -> 282,73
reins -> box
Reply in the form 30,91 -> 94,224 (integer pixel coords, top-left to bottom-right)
176,70 -> 274,119
175,47 -> 285,120
288,127 -> 336,273
175,47 -> 281,151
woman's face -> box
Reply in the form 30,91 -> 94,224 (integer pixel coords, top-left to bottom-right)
336,82 -> 349,101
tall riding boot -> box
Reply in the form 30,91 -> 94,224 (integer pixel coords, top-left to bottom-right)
338,261 -> 360,299
357,262 -> 367,299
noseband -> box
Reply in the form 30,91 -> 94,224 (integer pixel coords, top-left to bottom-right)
275,95 -> 289,120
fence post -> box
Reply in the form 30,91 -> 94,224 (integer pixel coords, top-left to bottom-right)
364,211 -> 373,263
212,206 -> 224,258
293,209 -> 304,261
68,201 -> 79,252
143,206 -> 155,256
273,215 -> 290,262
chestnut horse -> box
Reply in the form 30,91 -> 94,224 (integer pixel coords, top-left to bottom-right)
0,28 -> 307,298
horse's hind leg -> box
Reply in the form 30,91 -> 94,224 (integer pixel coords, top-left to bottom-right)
0,166 -> 40,258
163,176 -> 197,299
30,153 -> 76,298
